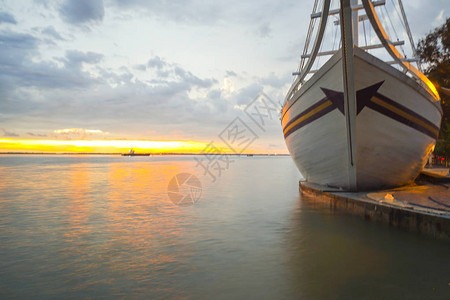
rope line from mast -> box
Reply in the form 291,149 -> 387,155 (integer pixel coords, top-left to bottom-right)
300,0 -> 320,73
383,4 -> 406,57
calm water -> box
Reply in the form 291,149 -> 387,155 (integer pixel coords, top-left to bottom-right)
0,155 -> 448,299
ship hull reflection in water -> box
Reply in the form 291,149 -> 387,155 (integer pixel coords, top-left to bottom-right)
0,155 -> 448,298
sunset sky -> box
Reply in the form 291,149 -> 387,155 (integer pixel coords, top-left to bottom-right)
0,0 -> 448,153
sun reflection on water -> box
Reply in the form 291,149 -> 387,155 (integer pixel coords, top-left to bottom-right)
1,155 -> 449,299
0,156 -> 204,298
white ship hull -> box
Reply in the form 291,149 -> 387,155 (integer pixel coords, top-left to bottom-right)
282,47 -> 442,190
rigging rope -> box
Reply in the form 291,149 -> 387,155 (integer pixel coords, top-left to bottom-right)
383,4 -> 406,57
396,0 -> 422,72
362,19 -> 368,47
390,0 -> 406,32
378,7 -> 391,38
300,0 -> 320,73
332,15 -> 339,50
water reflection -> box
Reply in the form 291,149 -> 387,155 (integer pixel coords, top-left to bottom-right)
65,164 -> 91,241
0,155 -> 448,299
286,195 -> 387,298
58,158 -> 202,298
0,156 -> 203,298
287,193 -> 450,299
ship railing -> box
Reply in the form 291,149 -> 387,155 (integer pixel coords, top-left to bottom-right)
299,41 -> 404,59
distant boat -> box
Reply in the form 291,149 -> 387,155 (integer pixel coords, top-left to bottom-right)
247,154 -> 254,157
121,148 -> 150,156
281,0 -> 442,191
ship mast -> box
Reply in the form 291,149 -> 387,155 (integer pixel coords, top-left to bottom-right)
351,0 -> 359,46
340,0 -> 357,190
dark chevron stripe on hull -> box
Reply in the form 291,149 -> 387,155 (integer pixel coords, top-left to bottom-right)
356,81 -> 439,139
283,88 -> 345,138
283,81 -> 439,140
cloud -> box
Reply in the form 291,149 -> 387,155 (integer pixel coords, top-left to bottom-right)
0,12 -> 17,24
0,31 -> 110,120
54,128 -> 107,134
433,9 -> 445,27
0,1 -> 291,142
33,0 -> 51,8
226,70 -> 237,77
0,30 -> 57,99
147,56 -> 165,70
27,132 -> 47,137
147,55 -> 216,88
257,72 -> 290,88
109,0 -> 220,24
64,50 -> 104,66
59,0 -> 105,25
256,22 -> 272,38
54,128 -> 109,139
222,77 -> 235,95
401,2 -> 448,39
234,83 -> 264,105
0,30 -> 39,66
107,0 -> 299,28
0,47 -> 226,140
0,32 -> 104,93
41,26 -> 64,40
1,128 -> 19,137
133,64 -> 146,71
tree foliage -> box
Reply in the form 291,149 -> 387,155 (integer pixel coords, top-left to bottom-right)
417,18 -> 450,157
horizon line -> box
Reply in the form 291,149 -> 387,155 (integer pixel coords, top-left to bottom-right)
0,152 -> 290,156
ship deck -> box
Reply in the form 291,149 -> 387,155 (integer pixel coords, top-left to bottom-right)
299,171 -> 450,239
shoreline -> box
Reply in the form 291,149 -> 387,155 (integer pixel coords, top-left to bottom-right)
0,152 -> 290,156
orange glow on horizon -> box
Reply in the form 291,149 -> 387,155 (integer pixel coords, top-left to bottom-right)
0,138 -> 217,153
0,138 -> 286,154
